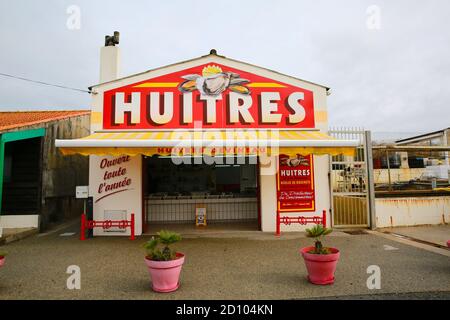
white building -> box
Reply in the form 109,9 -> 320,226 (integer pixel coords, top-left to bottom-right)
56,39 -> 358,236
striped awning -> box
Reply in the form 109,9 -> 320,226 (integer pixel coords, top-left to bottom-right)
55,130 -> 359,157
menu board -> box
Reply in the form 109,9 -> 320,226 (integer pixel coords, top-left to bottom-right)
195,206 -> 207,227
276,154 -> 315,212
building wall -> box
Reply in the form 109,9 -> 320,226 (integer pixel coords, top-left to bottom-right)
260,155 -> 331,232
89,55 -> 330,234
0,114 -> 90,230
40,115 -> 90,229
375,197 -> 450,228
89,155 -> 142,236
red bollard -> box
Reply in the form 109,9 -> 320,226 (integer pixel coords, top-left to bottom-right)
275,210 -> 281,236
130,213 -> 135,240
322,210 -> 327,228
80,213 -> 86,241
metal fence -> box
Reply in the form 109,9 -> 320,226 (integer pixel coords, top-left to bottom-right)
372,146 -> 450,196
145,196 -> 258,223
329,128 -> 374,228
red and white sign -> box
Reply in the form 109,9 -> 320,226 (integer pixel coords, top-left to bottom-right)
96,156 -> 133,203
103,63 -> 315,130
276,154 -> 315,212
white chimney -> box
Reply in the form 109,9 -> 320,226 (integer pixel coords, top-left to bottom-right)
91,32 -> 121,133
99,31 -> 121,83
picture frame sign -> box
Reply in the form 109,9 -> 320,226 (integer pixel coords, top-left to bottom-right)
195,206 -> 207,227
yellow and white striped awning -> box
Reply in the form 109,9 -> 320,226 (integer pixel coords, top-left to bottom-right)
55,130 -> 358,157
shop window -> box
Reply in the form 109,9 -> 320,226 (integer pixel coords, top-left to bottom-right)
145,157 -> 257,198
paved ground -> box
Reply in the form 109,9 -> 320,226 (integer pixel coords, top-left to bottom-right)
0,221 -> 449,300
380,225 -> 450,248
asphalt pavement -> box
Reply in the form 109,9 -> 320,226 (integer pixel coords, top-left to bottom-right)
0,221 -> 449,300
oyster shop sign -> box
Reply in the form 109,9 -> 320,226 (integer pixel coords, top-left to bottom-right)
103,63 -> 315,130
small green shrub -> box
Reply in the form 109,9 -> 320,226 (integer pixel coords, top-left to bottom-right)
305,224 -> 333,254
0,251 -> 7,258
143,230 -> 181,261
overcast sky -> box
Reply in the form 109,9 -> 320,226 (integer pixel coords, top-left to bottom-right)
0,0 -> 449,137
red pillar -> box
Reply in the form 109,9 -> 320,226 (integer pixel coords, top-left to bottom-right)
322,210 -> 327,228
130,213 -> 135,240
80,213 -> 86,241
275,210 -> 280,236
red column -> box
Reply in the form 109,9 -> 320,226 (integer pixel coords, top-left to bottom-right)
130,213 -> 135,240
322,210 -> 327,228
80,213 -> 86,241
276,210 -> 280,236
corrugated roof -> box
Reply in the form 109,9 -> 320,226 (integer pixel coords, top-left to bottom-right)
0,110 -> 90,133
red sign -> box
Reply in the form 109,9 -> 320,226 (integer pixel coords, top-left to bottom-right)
103,63 -> 315,130
276,154 -> 315,212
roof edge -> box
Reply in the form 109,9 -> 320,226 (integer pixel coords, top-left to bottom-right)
88,53 -> 330,91
0,110 -> 91,133
395,128 -> 450,144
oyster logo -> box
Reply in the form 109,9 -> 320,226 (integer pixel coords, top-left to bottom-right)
178,65 -> 250,96
280,154 -> 310,167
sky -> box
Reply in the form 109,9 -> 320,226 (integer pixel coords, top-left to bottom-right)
0,0 -> 449,138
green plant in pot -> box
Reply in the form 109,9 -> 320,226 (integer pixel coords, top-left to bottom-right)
300,224 -> 340,285
0,251 -> 7,268
143,230 -> 185,292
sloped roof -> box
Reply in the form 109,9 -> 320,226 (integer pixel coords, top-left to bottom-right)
89,51 -> 330,91
0,110 -> 90,133
396,127 -> 450,144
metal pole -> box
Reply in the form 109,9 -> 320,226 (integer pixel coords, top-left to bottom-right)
276,210 -> 280,236
328,154 -> 335,228
386,150 -> 392,191
365,131 -> 377,230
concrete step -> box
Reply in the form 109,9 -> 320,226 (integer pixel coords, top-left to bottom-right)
0,227 -> 38,245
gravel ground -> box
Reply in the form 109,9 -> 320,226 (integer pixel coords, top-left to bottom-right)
0,223 -> 449,300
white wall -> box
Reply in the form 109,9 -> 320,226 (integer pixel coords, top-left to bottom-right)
89,155 -> 142,236
88,54 -> 331,235
0,215 -> 40,229
375,197 -> 450,228
259,155 -> 331,232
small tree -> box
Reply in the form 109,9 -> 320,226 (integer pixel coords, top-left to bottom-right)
144,230 -> 181,261
305,224 -> 333,254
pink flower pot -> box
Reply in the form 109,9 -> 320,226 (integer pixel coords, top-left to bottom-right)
144,253 -> 185,293
300,246 -> 340,285
0,257 -> 4,268
447,240 -> 450,248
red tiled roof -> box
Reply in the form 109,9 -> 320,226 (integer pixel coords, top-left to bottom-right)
0,110 -> 90,132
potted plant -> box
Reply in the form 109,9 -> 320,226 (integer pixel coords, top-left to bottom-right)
300,224 -> 340,285
0,251 -> 7,268
143,230 -> 184,293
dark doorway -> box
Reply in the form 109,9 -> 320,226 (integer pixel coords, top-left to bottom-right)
1,137 -> 42,215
